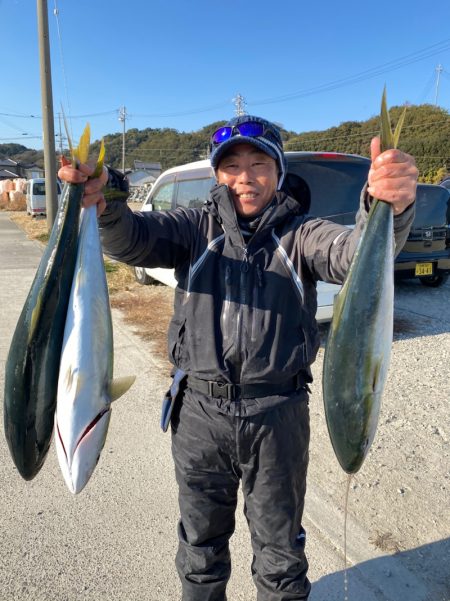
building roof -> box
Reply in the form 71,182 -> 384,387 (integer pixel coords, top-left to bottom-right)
0,158 -> 18,167
127,170 -> 157,187
0,169 -> 20,179
133,160 -> 161,171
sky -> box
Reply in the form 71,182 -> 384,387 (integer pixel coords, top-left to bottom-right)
1,0 -> 450,151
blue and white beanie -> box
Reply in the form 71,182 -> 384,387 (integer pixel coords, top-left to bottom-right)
209,115 -> 287,190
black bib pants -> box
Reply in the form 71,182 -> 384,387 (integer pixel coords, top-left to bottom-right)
171,386 -> 311,601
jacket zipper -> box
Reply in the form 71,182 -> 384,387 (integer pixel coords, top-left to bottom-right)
221,265 -> 233,342
235,245 -> 249,354
251,263 -> 264,342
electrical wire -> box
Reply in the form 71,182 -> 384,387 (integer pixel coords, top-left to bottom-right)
248,38 -> 450,107
417,70 -> 438,104
131,101 -> 230,119
1,41 -> 448,126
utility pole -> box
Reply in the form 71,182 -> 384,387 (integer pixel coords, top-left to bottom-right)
434,64 -> 443,107
118,106 -> 127,173
233,93 -> 247,117
37,0 -> 58,229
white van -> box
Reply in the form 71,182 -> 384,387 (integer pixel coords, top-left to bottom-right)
134,152 -> 371,323
26,178 -> 62,216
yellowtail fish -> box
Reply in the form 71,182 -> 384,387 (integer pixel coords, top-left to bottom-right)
54,127 -> 134,493
322,88 -> 406,473
3,173 -> 83,480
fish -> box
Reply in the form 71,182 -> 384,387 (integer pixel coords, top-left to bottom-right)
322,88 -> 406,474
3,180 -> 83,480
3,123 -> 105,481
54,203 -> 135,494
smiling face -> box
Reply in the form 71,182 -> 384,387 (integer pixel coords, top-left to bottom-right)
215,143 -> 279,217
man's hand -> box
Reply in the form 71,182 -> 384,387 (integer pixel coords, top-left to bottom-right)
58,159 -> 109,216
367,137 -> 418,215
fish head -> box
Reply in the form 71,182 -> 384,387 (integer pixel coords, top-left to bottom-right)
55,408 -> 111,494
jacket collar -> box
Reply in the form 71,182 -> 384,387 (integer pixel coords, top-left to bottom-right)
206,183 -> 304,244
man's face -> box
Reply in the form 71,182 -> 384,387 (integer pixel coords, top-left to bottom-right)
216,143 -> 278,217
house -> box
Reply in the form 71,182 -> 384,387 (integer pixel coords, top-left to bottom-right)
126,160 -> 162,188
0,159 -> 19,179
127,169 -> 157,188
0,158 -> 44,180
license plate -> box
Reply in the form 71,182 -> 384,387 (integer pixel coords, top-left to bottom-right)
415,263 -> 433,276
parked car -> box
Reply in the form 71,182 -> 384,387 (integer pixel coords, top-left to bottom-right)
394,183 -> 450,287
133,152 -> 372,322
439,177 -> 450,248
25,178 -> 62,216
440,177 -> 450,191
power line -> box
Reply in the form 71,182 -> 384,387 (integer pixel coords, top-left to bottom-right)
131,101 -> 230,119
0,109 -> 119,119
2,112 -> 449,155
1,38 -> 449,133
418,70 -> 437,104
0,136 -> 42,141
249,38 -> 450,107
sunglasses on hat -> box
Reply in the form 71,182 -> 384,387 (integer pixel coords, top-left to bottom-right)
211,121 -> 272,146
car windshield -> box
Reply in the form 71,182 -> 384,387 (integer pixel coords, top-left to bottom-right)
33,183 -> 46,195
286,158 -> 370,223
31,182 -> 62,195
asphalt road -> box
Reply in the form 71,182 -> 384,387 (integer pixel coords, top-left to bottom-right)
0,212 -> 446,601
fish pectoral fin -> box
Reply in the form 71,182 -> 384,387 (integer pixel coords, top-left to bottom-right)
110,375 -> 136,402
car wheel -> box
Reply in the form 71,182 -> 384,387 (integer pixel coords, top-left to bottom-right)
134,266 -> 152,285
419,274 -> 448,288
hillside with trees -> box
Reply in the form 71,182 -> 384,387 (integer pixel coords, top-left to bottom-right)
1,104 -> 448,182
284,104 -> 450,183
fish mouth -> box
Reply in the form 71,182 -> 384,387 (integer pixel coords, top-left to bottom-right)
74,408 -> 110,453
56,408 -> 110,464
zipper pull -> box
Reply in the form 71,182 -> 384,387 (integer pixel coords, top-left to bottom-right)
256,263 -> 264,287
225,265 -> 232,285
241,247 -> 249,273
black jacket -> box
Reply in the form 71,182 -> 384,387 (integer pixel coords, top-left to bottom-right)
98,184 -> 414,412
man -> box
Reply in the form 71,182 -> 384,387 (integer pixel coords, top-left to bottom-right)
59,115 -> 417,600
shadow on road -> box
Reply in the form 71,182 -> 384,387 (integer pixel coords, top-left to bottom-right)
311,537 -> 450,601
317,278 -> 450,347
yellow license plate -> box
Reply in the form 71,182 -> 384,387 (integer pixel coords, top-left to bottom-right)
415,263 -> 433,276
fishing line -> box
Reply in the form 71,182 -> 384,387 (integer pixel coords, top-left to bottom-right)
53,0 -> 73,145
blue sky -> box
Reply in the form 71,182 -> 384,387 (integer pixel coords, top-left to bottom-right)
1,0 -> 450,150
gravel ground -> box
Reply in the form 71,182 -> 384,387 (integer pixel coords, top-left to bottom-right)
306,276 -> 450,597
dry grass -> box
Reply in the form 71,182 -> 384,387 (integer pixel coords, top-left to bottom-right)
111,285 -> 174,369
0,195 -> 26,212
369,531 -> 402,554
10,212 -> 49,239
104,260 -> 136,294
8,210 -> 174,365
